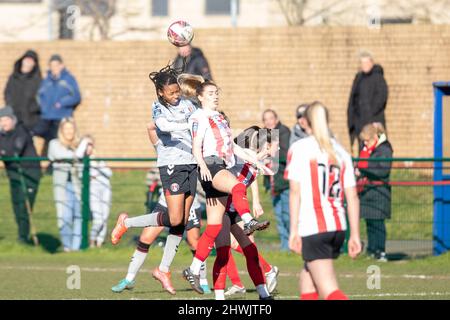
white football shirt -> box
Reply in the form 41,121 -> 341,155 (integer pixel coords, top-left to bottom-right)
189,108 -> 235,168
285,136 -> 356,237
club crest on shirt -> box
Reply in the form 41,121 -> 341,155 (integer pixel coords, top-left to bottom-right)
170,183 -> 180,193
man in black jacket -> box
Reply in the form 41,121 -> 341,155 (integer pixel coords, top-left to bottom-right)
4,50 -> 42,132
0,106 -> 41,244
347,52 -> 388,154
172,45 -> 212,80
262,109 -> 291,251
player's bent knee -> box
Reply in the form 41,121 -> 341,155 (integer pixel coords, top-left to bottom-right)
169,224 -> 185,236
169,215 -> 184,226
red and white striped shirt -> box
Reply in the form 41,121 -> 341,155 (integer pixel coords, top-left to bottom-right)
226,157 -> 259,213
285,136 -> 356,237
189,108 -> 235,168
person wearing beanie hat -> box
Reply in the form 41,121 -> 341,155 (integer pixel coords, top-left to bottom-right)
0,105 -> 41,244
3,49 -> 42,132
0,105 -> 16,120
289,104 -> 310,146
34,53 -> 81,149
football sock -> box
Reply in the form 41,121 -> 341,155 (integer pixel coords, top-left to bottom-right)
243,243 -> 266,287
215,290 -> 225,300
159,233 -> 182,273
200,262 -> 208,285
194,224 -> 222,261
326,290 -> 348,300
125,241 -> 149,281
234,244 -> 272,274
231,184 -> 252,223
226,252 -> 244,287
301,292 -> 319,300
213,246 -> 230,291
124,210 -> 171,228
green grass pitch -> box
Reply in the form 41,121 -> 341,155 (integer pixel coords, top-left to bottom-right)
0,169 -> 449,300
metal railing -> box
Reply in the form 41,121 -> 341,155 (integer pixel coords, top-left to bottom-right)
1,156 -> 449,256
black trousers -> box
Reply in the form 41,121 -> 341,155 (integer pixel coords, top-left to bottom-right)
32,119 -> 61,143
9,174 -> 39,242
365,219 -> 386,254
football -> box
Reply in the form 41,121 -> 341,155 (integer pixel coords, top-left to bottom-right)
167,20 -> 194,47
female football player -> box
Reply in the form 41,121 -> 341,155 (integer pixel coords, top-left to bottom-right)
182,81 -> 272,297
212,126 -> 277,300
286,101 -> 362,300
110,68 -> 204,293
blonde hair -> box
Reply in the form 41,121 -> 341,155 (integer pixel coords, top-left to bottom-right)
359,123 -> 377,141
372,122 -> 385,135
360,122 -> 385,141
177,73 -> 205,98
82,134 -> 95,144
58,117 -> 80,149
305,101 -> 339,166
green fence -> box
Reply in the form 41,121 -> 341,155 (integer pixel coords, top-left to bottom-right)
0,156 -> 449,257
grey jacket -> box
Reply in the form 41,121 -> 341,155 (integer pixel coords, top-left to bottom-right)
48,138 -> 90,201
289,124 -> 308,146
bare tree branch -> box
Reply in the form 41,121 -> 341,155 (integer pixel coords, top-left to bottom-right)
276,0 -> 309,25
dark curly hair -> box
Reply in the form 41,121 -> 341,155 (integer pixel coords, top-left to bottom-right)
149,63 -> 182,107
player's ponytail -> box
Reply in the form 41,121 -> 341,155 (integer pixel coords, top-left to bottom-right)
306,101 -> 339,166
149,64 -> 180,107
178,73 -> 205,99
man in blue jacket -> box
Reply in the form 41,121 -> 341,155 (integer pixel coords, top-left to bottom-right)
34,54 -> 81,145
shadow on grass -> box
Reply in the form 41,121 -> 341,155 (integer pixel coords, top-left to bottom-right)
37,233 -> 61,254
386,252 -> 431,261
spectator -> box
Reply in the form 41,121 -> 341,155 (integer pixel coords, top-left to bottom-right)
83,135 -> 113,248
4,50 -> 42,132
356,123 -> 393,262
173,44 -> 213,80
34,54 -> 81,147
262,109 -> 291,251
289,104 -> 310,146
0,105 -> 41,244
47,117 -> 89,252
347,51 -> 388,154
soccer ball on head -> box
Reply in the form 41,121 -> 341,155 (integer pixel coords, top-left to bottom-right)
167,20 -> 194,47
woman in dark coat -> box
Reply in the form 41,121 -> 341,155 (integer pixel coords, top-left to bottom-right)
356,123 -> 393,262
4,50 -> 42,132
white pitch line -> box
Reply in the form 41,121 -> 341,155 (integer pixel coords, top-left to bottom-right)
277,292 -> 450,299
1,265 -> 450,280
348,291 -> 450,298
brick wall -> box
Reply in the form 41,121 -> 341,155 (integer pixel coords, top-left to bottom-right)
0,25 -> 447,159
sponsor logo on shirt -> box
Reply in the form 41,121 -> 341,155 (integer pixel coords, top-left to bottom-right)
192,121 -> 198,138
153,107 -> 162,118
